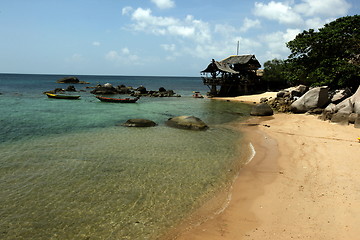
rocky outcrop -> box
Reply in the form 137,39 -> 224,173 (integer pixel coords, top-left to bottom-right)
57,76 -> 89,84
122,119 -> 157,127
90,84 -> 118,95
165,116 -> 208,131
89,83 -> 180,97
250,103 -> 274,116
290,87 -> 329,113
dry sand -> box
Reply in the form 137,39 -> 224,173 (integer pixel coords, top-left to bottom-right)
174,113 -> 360,240
213,92 -> 278,103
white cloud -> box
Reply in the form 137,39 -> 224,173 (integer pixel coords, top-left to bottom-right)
254,1 -> 304,25
151,0 -> 175,9
122,6 -> 133,15
259,28 -> 301,60
240,18 -> 261,32
294,0 -> 351,17
126,8 -> 211,43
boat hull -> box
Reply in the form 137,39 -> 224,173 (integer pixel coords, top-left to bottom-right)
45,93 -> 80,99
96,96 -> 139,103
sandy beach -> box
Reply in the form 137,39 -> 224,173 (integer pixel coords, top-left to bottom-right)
213,92 -> 279,104
174,113 -> 360,240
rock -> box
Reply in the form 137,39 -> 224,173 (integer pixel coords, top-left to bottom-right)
354,115 -> 360,128
56,76 -> 89,84
165,116 -> 208,131
331,88 -> 352,104
336,98 -> 353,114
122,119 -> 157,127
159,87 -> 166,92
351,85 -> 360,114
90,84 -> 118,95
250,103 -> 274,116
260,97 -> 268,103
104,83 -> 113,88
325,103 -> 336,113
136,86 -> 148,94
331,112 -> 349,125
277,91 -> 286,98
290,87 -> 329,113
307,108 -> 324,115
65,85 -> 77,92
349,113 -> 358,124
290,85 -> 308,98
319,111 -> 333,121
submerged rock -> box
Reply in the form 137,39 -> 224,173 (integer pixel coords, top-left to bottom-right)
122,119 -> 157,127
165,116 -> 208,131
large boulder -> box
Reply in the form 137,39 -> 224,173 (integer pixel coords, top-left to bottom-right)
351,86 -> 360,114
122,119 -> 157,127
290,85 -> 308,98
290,87 -> 329,113
166,116 -> 208,131
250,103 -> 274,116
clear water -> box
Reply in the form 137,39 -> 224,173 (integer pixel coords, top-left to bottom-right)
0,74 -> 252,239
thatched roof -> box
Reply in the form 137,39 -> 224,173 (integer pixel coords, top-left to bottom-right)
201,55 -> 261,73
220,55 -> 261,68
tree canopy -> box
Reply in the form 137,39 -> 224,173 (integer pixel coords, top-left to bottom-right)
263,15 -> 360,90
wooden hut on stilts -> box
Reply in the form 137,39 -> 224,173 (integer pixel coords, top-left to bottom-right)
201,55 -> 262,97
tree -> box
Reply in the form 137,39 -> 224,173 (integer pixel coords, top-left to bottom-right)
286,15 -> 360,90
263,59 -> 289,90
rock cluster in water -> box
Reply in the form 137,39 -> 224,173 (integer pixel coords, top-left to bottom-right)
56,76 -> 89,84
90,83 -> 181,97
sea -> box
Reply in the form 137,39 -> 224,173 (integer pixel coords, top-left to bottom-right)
0,73 -> 253,240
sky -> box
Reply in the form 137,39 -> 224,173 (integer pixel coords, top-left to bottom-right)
0,0 -> 358,76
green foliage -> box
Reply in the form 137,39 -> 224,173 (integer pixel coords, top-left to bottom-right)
263,59 -> 289,90
285,15 -> 360,90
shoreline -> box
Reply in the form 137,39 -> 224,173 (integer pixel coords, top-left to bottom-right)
172,113 -> 360,240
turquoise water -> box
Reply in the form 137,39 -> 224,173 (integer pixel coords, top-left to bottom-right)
0,74 -> 252,239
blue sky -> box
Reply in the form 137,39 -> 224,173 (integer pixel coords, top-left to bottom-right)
0,0 -> 358,76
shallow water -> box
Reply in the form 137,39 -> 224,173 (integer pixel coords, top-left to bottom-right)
0,74 -> 252,239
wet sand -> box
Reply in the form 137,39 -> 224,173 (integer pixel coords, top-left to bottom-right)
174,113 -> 360,240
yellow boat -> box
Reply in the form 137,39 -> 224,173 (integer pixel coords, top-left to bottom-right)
45,93 -> 80,100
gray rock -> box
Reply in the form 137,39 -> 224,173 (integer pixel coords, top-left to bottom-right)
349,113 -> 358,124
325,103 -> 336,113
331,112 -> 349,125
290,85 -> 308,98
351,86 -> 360,114
354,115 -> 360,128
250,103 -> 274,116
319,111 -> 333,121
122,119 -> 157,127
331,88 -> 352,103
165,116 -> 208,131
290,87 -> 329,113
336,98 -> 353,114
